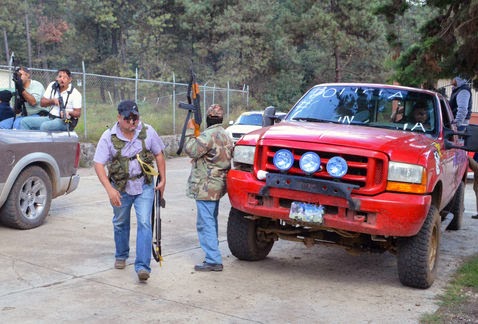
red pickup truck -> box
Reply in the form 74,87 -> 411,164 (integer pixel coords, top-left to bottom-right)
226,83 -> 477,289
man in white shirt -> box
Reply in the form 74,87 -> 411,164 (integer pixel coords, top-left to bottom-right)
21,69 -> 81,131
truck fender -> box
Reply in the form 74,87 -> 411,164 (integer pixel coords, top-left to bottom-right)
0,152 -> 61,207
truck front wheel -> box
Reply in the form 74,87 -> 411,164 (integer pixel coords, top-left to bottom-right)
227,207 -> 274,261
0,166 -> 52,230
397,205 -> 440,289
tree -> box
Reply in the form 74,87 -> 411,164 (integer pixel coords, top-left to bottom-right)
380,0 -> 478,88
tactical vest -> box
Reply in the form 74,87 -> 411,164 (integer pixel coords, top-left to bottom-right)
108,126 -> 156,192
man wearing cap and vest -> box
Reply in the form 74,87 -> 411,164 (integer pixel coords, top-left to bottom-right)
0,66 -> 46,129
184,104 -> 233,271
21,69 -> 80,131
93,100 -> 166,282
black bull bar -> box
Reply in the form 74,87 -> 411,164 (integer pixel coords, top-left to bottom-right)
259,173 -> 360,211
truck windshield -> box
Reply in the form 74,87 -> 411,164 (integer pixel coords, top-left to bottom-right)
287,85 -> 437,134
235,113 -> 263,126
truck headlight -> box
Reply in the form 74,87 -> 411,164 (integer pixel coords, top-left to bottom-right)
299,152 -> 321,174
387,161 -> 427,193
388,162 -> 424,183
233,145 -> 255,165
273,149 -> 294,171
326,156 -> 348,178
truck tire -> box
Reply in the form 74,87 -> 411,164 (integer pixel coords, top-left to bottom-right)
227,207 -> 274,261
397,205 -> 440,289
0,166 -> 52,230
446,181 -> 464,230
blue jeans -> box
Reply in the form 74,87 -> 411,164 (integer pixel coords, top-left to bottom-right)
0,115 -> 39,129
112,182 -> 154,273
21,116 -> 69,131
196,200 -> 222,265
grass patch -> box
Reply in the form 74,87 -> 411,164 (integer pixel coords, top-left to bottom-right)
76,99 -> 247,144
420,254 -> 478,323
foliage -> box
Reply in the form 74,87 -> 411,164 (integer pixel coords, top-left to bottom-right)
420,254 -> 478,323
380,0 -> 478,88
2,0 -> 472,106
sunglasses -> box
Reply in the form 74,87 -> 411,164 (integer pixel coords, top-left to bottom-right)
123,114 -> 139,122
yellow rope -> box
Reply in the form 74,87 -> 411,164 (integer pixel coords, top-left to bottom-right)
136,154 -> 159,176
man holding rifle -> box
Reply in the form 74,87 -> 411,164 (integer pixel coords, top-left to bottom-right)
184,104 -> 233,271
94,100 -> 166,282
0,66 -> 45,129
21,69 -> 81,131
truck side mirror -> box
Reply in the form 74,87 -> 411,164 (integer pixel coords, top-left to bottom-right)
444,124 -> 478,152
262,106 -> 276,127
464,125 -> 478,151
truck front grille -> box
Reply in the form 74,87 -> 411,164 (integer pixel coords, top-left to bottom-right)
260,144 -> 387,195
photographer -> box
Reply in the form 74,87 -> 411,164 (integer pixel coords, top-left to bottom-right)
21,69 -> 81,132
0,67 -> 46,129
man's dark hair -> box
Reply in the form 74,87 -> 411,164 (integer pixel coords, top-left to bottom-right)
57,69 -> 72,78
19,66 -> 31,75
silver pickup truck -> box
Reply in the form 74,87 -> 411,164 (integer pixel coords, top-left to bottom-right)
0,129 -> 80,229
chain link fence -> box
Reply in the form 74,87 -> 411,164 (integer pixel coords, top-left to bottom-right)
0,64 -> 250,142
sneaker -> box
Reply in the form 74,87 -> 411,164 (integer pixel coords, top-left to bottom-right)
194,262 -> 223,272
472,214 -> 478,219
137,269 -> 150,281
114,259 -> 126,269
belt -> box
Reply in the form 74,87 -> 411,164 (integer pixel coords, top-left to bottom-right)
49,113 -> 60,119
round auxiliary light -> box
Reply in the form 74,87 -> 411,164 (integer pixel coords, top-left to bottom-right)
273,149 -> 294,171
299,152 -> 321,174
326,156 -> 348,178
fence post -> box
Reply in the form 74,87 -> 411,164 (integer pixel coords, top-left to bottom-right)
227,81 -> 230,120
135,68 -> 138,102
213,84 -> 216,106
172,72 -> 176,135
82,61 -> 87,139
202,83 -> 207,131
247,85 -> 249,108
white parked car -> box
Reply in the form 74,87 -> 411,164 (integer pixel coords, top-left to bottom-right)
226,110 -> 286,143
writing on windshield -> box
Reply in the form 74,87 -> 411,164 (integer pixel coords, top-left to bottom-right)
288,85 -> 436,133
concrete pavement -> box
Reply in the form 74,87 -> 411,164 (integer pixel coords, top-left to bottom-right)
1,156 -> 478,323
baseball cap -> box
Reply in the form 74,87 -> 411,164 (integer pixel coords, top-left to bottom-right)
118,100 -> 139,117
207,104 -> 223,118
0,90 -> 12,103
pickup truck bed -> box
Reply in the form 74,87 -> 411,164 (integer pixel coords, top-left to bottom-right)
0,129 -> 80,229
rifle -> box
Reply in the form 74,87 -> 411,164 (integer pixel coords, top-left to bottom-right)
176,68 -> 201,155
53,81 -> 66,120
151,176 -> 166,265
53,81 -> 74,134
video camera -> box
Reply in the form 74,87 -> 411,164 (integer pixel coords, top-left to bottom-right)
12,67 -> 27,116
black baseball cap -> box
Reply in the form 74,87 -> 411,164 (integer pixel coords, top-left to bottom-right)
0,90 -> 12,102
118,100 -> 139,117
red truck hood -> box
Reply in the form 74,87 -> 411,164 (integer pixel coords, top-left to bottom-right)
244,121 -> 436,164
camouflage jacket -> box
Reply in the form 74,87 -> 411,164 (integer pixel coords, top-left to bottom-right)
184,124 -> 233,200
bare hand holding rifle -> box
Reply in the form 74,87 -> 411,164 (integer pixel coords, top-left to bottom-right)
177,68 -> 201,155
